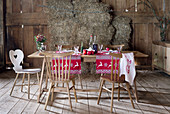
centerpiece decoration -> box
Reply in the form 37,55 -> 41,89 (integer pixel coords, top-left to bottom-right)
34,34 -> 46,51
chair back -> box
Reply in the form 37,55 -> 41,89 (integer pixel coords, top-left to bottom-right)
9,49 -> 24,71
104,44 -> 124,51
109,53 -> 122,81
43,52 -> 74,82
55,45 -> 74,50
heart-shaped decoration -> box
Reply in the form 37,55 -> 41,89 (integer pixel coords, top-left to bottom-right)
9,49 -> 24,70
14,55 -> 17,58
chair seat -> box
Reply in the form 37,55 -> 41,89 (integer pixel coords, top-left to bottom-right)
15,68 -> 41,74
101,74 -> 125,83
50,75 -> 76,82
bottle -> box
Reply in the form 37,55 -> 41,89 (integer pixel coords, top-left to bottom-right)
89,34 -> 93,49
93,35 -> 98,54
80,42 -> 83,53
94,35 -> 96,43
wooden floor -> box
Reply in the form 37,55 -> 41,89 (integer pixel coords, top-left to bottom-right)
0,70 -> 170,114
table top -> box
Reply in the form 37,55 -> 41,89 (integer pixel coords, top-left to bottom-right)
28,51 -> 148,58
81,51 -> 148,58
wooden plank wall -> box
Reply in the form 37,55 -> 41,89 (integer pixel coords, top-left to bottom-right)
5,0 -> 49,67
5,0 -> 170,67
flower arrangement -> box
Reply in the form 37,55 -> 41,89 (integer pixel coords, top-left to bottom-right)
34,34 -> 46,43
34,34 -> 46,50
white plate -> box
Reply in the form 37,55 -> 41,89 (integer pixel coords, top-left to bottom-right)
102,50 -> 113,52
102,50 -> 108,52
74,51 -> 81,53
62,50 -> 73,52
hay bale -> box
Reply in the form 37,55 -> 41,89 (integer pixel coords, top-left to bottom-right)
46,0 -> 115,50
112,16 -> 132,50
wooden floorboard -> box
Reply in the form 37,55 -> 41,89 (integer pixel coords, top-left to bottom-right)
0,70 -> 170,114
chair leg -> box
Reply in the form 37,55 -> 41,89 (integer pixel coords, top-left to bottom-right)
99,74 -> 103,89
66,82 -> 72,111
45,83 -> 53,110
78,74 -> 83,89
51,83 -> 54,102
72,80 -> 77,102
56,83 -> 58,87
111,83 -> 115,112
21,73 -> 25,92
37,73 -> 40,84
118,83 -> 120,101
10,73 -> 19,96
126,83 -> 135,109
97,79 -> 105,105
28,73 -> 30,99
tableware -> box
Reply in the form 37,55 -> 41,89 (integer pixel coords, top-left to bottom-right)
58,45 -> 62,53
98,44 -> 103,52
106,47 -> 109,51
62,50 -> 73,52
83,49 -> 87,55
87,51 -> 91,55
91,51 -> 94,55
117,46 -> 122,52
74,46 -> 79,55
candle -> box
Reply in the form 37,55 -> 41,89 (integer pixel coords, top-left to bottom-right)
135,0 -> 138,12
163,0 -> 165,13
163,0 -> 165,29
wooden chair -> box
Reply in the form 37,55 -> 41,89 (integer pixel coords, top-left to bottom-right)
9,49 -> 40,99
97,53 -> 134,112
43,51 -> 77,111
55,44 -> 83,89
104,44 -> 124,51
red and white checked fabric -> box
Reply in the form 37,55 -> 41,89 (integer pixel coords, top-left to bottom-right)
96,54 -> 120,74
52,55 -> 81,74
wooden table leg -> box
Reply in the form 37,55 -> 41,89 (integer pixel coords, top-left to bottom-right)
134,77 -> 138,102
78,74 -> 83,89
45,69 -> 48,89
37,58 -> 45,103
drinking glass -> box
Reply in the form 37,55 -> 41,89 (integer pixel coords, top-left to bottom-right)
74,46 -> 79,55
58,45 -> 62,53
98,44 -> 103,52
117,46 -> 122,53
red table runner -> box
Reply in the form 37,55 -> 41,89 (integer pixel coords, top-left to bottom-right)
96,53 -> 120,74
52,54 -> 81,74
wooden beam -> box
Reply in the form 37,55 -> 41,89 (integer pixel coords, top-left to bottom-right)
6,13 -> 47,26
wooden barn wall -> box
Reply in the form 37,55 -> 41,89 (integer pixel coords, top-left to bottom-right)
5,0 -> 170,67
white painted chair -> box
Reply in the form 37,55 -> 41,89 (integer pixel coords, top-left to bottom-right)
9,49 -> 41,99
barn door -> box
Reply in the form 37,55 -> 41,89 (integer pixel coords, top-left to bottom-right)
0,0 -> 5,71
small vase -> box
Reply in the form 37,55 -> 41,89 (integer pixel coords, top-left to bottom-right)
41,43 -> 46,51
36,42 -> 42,52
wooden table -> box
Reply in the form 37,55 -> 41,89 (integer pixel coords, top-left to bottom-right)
81,51 -> 148,62
28,51 -> 148,102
